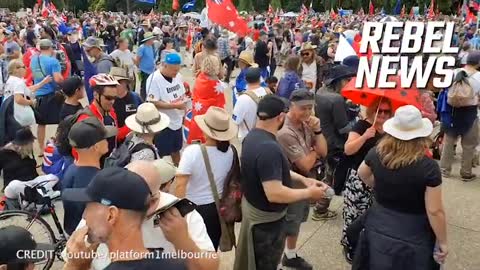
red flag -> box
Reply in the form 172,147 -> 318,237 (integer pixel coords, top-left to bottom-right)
207,0 -> 249,37
330,8 -> 337,19
400,5 -> 405,18
369,0 -> 375,15
187,73 -> 226,144
428,0 -> 435,19
172,0 -> 180,11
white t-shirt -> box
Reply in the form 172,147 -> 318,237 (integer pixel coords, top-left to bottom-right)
177,144 -> 233,205
64,192 -> 215,270
302,61 -> 317,90
3,76 -> 31,100
232,87 -> 269,139
146,71 -> 187,130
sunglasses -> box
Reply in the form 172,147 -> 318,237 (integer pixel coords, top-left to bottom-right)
102,95 -> 117,101
301,52 -> 311,57
378,109 -> 391,115
16,65 -> 26,69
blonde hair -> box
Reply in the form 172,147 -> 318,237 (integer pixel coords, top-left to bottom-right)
7,59 -> 24,76
376,134 -> 430,170
201,55 -> 221,78
366,98 -> 392,120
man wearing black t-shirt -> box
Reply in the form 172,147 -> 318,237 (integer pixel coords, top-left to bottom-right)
234,95 -> 329,270
62,167 -> 187,270
59,76 -> 84,120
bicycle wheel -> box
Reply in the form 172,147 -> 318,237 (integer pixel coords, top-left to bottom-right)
0,210 -> 56,270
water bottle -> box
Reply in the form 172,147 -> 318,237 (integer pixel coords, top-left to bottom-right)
325,187 -> 335,200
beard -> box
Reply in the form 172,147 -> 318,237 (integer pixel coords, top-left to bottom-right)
87,226 -> 110,244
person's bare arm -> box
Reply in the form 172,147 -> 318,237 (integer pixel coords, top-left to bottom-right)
135,55 -> 141,67
358,161 -> 374,187
425,186 -> 447,245
174,174 -> 190,198
29,75 -> 52,92
293,151 -> 317,176
53,71 -> 63,83
262,179 -> 326,204
313,133 -> 328,158
159,208 -> 219,270
152,100 -> 185,110
14,94 -> 34,106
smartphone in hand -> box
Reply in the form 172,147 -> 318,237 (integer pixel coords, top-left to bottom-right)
153,198 -> 196,227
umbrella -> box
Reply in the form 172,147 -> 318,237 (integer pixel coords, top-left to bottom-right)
282,12 -> 298,17
379,15 -> 399,22
183,12 -> 201,20
341,76 -> 423,112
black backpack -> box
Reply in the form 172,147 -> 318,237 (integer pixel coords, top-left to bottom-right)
104,136 -> 158,168
55,108 -> 94,157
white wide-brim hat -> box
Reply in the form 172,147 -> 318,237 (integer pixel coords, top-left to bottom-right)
125,103 -> 170,134
383,105 -> 433,141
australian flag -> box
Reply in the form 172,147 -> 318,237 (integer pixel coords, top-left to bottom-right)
183,0 -> 196,11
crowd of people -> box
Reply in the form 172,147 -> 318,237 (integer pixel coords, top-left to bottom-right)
1,7 -> 479,270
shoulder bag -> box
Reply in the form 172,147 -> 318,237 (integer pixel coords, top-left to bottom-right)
199,144 -> 236,252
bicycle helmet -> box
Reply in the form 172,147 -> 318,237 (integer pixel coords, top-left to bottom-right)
89,74 -> 119,87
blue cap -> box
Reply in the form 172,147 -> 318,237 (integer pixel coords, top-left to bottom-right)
164,53 -> 182,65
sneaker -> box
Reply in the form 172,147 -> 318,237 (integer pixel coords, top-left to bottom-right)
281,254 -> 313,270
311,210 -> 337,221
441,169 -> 451,178
461,173 -> 476,182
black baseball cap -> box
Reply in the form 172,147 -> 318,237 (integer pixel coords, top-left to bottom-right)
62,167 -> 151,211
69,117 -> 117,149
290,89 -> 315,106
257,94 -> 289,120
61,76 -> 83,97
0,226 -> 55,264
245,67 -> 261,84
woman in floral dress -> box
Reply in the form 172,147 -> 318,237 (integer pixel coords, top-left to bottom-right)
341,99 -> 392,262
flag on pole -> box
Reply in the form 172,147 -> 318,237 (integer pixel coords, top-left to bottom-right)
393,0 -> 402,15
428,0 -> 435,19
330,8 -> 337,19
369,0 -> 375,15
182,0 -> 196,11
172,0 -> 180,11
400,4 -> 406,17
206,0 -> 249,36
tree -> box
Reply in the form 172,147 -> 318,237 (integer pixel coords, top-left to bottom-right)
238,0 -> 253,11
271,0 -> 282,10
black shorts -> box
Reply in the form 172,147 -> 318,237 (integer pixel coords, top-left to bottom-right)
154,128 -> 183,157
35,93 -> 62,125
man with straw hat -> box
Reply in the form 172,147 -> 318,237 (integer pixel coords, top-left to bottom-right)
110,67 -> 142,132
136,32 -> 156,101
233,50 -> 258,103
298,42 -> 326,92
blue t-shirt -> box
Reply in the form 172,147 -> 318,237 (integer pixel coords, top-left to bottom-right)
61,165 -> 99,235
31,55 -> 61,96
137,44 -> 155,74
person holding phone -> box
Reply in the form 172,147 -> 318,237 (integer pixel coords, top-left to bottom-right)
146,53 -> 187,166
355,105 -> 448,269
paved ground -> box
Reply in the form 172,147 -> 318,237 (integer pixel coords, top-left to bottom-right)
1,63 -> 480,270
